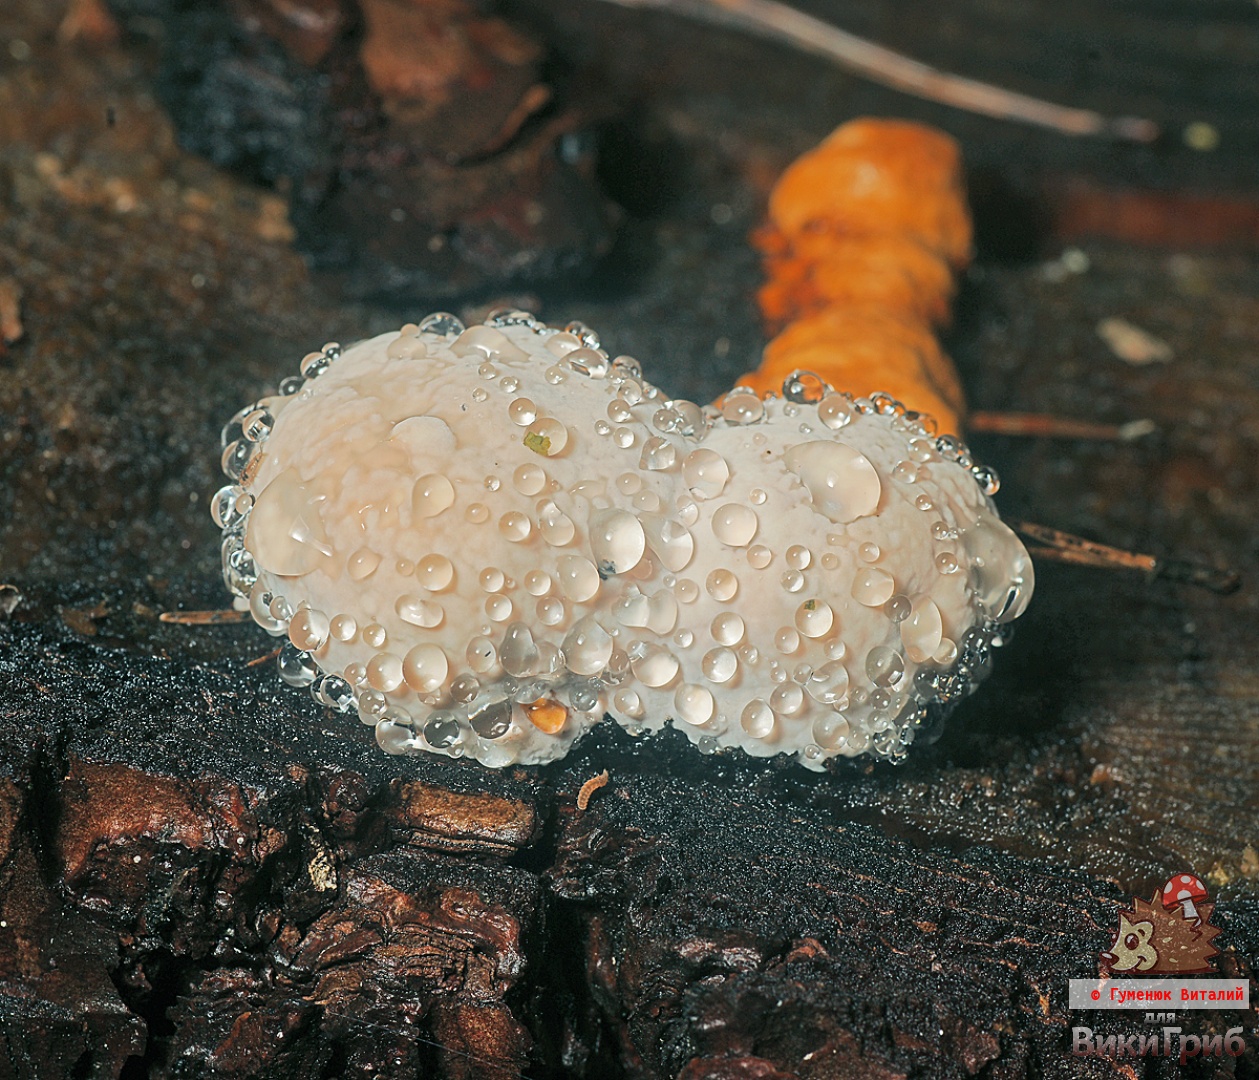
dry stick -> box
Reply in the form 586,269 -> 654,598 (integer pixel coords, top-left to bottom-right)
1012,520 -> 1241,595
160,609 -> 249,625
969,412 -> 1158,441
598,0 -> 1159,141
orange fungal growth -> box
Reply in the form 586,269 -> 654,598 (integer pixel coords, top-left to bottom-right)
757,231 -> 956,332
744,118 -> 973,435
765,119 -> 972,269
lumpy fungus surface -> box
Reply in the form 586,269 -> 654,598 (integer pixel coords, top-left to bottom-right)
214,311 -> 1032,769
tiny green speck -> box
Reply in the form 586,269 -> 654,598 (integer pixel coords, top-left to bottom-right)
524,431 -> 551,455
804,599 -> 816,610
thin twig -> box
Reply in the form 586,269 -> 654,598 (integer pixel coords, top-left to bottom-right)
160,609 -> 249,625
1014,520 -> 1241,595
969,412 -> 1157,441
597,0 -> 1158,141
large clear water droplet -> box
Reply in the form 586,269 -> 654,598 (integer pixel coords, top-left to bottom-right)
614,587 -> 651,628
210,484 -> 246,529
412,473 -> 455,518
682,448 -> 729,499
711,504 -> 758,547
786,545 -> 811,570
419,312 -> 464,337
866,646 -> 906,687
640,436 -> 678,471
396,594 -> 444,628
747,545 -> 772,569
852,567 -> 895,607
702,648 -> 738,684
248,582 -> 286,635
705,569 -> 739,602
469,699 -> 513,740
960,512 -> 1035,622
674,683 -> 715,725
770,683 -> 804,715
247,468 -> 333,576
641,513 -> 695,572
537,500 -> 576,546
567,347 -> 608,378
508,397 -> 537,426
367,653 -> 404,692
614,689 -> 644,719
288,607 -> 330,651
782,370 -> 827,404
817,393 -> 854,430
501,622 -> 541,677
563,617 -> 613,676
451,324 -> 527,362
589,509 -> 646,575
376,715 -> 415,755
711,612 -> 745,646
668,399 -> 708,438
423,711 -> 461,748
812,714 -> 850,749
221,439 -> 254,482
741,700 -> 774,738
278,642 -> 318,687
784,441 -> 882,523
403,644 -> 449,692
513,463 -> 547,495
557,556 -> 600,602
416,553 -> 454,591
775,627 -> 800,654
646,590 -> 678,635
719,387 -> 764,425
900,596 -> 943,663
467,636 -> 498,673
805,660 -> 849,704
498,512 -> 531,543
795,599 -> 834,638
628,642 -> 680,687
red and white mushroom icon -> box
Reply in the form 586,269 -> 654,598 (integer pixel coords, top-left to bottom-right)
1161,874 -> 1209,922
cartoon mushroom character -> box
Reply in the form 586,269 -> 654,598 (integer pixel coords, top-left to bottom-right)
1161,874 -> 1209,923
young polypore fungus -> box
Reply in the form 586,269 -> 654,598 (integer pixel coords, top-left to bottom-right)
215,313 -> 1032,769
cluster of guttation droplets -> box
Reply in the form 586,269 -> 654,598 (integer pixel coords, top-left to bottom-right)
214,309 -> 1011,765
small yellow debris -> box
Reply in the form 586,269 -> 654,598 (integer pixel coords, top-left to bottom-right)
1240,844 -> 1259,878
1182,121 -> 1220,153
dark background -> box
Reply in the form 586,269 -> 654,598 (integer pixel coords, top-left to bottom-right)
1,0 -> 1257,1076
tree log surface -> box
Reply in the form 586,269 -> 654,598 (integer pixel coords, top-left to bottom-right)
1,0 -> 1257,1077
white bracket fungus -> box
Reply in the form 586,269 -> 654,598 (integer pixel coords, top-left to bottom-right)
214,311 -> 1032,769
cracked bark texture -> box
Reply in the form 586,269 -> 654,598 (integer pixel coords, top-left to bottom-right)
2,0 -> 1259,1077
